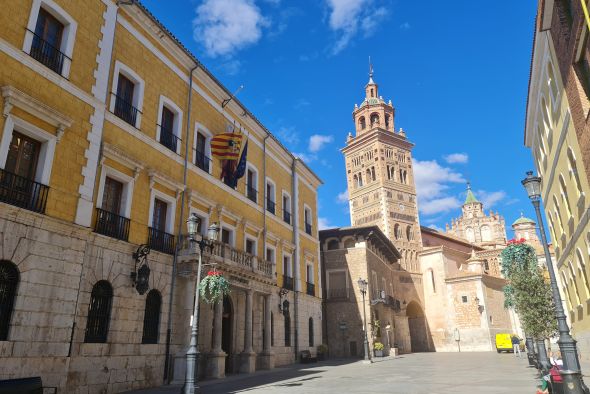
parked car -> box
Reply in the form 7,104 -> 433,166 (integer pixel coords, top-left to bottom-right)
495,333 -> 524,353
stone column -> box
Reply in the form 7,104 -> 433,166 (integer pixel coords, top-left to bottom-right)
207,299 -> 226,379
240,289 -> 256,373
261,293 -> 274,369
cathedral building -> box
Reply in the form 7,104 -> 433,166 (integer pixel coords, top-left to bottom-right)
445,184 -> 507,249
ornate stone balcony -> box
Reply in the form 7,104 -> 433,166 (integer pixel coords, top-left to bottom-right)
176,237 -> 274,284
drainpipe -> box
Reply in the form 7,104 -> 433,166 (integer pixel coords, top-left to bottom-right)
262,133 -> 270,268
292,158 -> 299,357
164,64 -> 199,383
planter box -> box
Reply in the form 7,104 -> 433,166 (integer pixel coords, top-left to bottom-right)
374,350 -> 383,357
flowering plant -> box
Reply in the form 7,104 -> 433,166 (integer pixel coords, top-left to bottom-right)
199,270 -> 230,304
373,342 -> 384,351
506,238 -> 526,245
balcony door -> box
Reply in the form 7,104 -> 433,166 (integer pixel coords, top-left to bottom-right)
34,9 -> 63,49
160,107 -> 176,151
115,74 -> 136,125
102,177 -> 123,214
5,132 -> 40,180
152,199 -> 168,231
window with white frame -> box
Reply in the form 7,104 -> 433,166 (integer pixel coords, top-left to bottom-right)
282,253 -> 292,278
23,0 -> 77,78
245,235 -> 257,256
282,191 -> 292,224
266,246 -> 276,264
109,61 -> 145,128
148,189 -> 176,254
306,263 -> 314,296
194,124 -> 212,174
266,178 -> 276,215
156,96 -> 183,154
246,164 -> 259,203
304,205 -> 312,235
94,165 -> 134,241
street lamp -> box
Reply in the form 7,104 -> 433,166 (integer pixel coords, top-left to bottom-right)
184,213 -> 219,394
357,277 -> 370,363
522,171 -> 586,393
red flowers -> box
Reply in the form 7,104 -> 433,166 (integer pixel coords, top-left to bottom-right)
207,270 -> 222,276
507,238 -> 526,245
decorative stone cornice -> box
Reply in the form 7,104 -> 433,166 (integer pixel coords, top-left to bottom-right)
102,143 -> 144,179
148,169 -> 185,192
2,85 -> 73,141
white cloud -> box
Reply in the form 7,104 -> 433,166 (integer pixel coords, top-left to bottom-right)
476,190 -> 507,209
318,217 -> 332,230
444,153 -> 469,164
294,152 -> 315,163
419,197 -> 462,216
193,0 -> 268,58
337,190 -> 349,203
326,0 -> 389,54
413,159 -> 465,198
309,134 -> 334,152
277,125 -> 299,146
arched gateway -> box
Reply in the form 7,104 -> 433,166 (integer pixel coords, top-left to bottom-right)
406,301 -> 429,352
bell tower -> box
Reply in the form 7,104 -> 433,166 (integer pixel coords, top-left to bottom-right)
342,64 -> 422,272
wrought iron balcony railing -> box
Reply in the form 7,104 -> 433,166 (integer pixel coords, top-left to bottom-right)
247,186 -> 257,203
266,198 -> 275,215
26,29 -> 70,75
148,227 -> 175,255
94,208 -> 130,241
193,149 -> 211,173
112,92 -> 140,127
282,275 -> 294,290
176,237 -> 273,279
158,125 -> 180,153
0,168 -> 49,214
306,282 -> 315,296
283,210 -> 291,224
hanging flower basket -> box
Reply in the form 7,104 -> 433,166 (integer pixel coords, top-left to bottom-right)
199,270 -> 231,304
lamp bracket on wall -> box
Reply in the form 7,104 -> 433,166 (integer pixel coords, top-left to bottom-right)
131,244 -> 151,295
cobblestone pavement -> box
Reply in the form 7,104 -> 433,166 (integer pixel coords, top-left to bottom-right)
125,352 -> 541,394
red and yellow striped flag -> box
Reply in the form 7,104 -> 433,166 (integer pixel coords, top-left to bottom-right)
211,133 -> 243,160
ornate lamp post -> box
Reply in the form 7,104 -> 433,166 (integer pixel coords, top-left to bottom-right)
357,278 -> 370,363
183,213 -> 219,394
522,171 -> 586,393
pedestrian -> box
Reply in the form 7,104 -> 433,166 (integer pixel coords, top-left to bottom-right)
550,351 -> 563,367
512,335 -> 521,357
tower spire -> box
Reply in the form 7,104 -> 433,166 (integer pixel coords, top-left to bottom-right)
368,56 -> 375,84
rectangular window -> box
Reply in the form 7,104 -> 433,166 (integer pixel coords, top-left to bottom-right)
461,295 -> 468,303
282,254 -> 293,290
102,177 -> 123,214
328,271 -> 347,299
159,107 -> 177,152
246,238 -> 256,255
282,193 -> 291,224
5,131 -> 40,180
247,169 -> 257,203
194,132 -> 210,173
221,228 -> 231,245
114,74 -> 137,126
152,199 -> 167,231
266,181 -> 275,215
304,207 -> 312,235
31,8 -> 65,73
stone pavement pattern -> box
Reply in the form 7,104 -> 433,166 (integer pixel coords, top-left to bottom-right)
125,352 -> 540,394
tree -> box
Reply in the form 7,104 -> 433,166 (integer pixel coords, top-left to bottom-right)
500,240 -> 557,339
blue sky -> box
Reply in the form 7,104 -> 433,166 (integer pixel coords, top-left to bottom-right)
142,0 -> 539,238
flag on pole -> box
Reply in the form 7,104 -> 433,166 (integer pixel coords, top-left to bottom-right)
226,140 -> 248,189
211,133 -> 243,160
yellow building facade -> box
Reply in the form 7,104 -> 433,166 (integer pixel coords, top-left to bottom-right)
0,0 -> 322,392
525,16 -> 590,359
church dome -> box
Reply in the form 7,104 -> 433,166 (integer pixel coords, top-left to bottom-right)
512,214 -> 535,226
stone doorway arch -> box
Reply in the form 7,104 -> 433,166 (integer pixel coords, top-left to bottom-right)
406,301 -> 428,352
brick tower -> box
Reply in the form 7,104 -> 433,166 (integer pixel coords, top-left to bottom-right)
341,65 -> 422,272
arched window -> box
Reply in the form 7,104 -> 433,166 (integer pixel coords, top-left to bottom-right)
343,238 -> 355,248
386,166 -> 391,180
142,289 -> 162,344
284,313 -> 291,347
353,174 -> 358,188
394,224 -> 400,240
483,260 -> 490,272
559,174 -> 573,217
569,262 -> 581,305
366,168 -> 372,182
567,148 -> 583,197
561,272 -> 574,310
308,317 -> 314,347
370,113 -> 380,126
0,261 -> 19,340
359,117 -> 366,130
358,173 -> 363,187
85,280 -> 113,343
327,239 -> 339,250
541,97 -> 553,149
576,249 -> 590,300
406,225 -> 413,241
371,167 -> 376,181
428,269 -> 436,293
385,114 -> 390,129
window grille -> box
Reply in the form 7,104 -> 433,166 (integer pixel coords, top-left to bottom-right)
84,280 -> 113,343
0,261 -> 19,340
142,290 -> 161,344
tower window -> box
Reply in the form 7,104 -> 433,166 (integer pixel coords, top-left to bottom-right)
370,88 -> 374,97
359,117 -> 366,130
